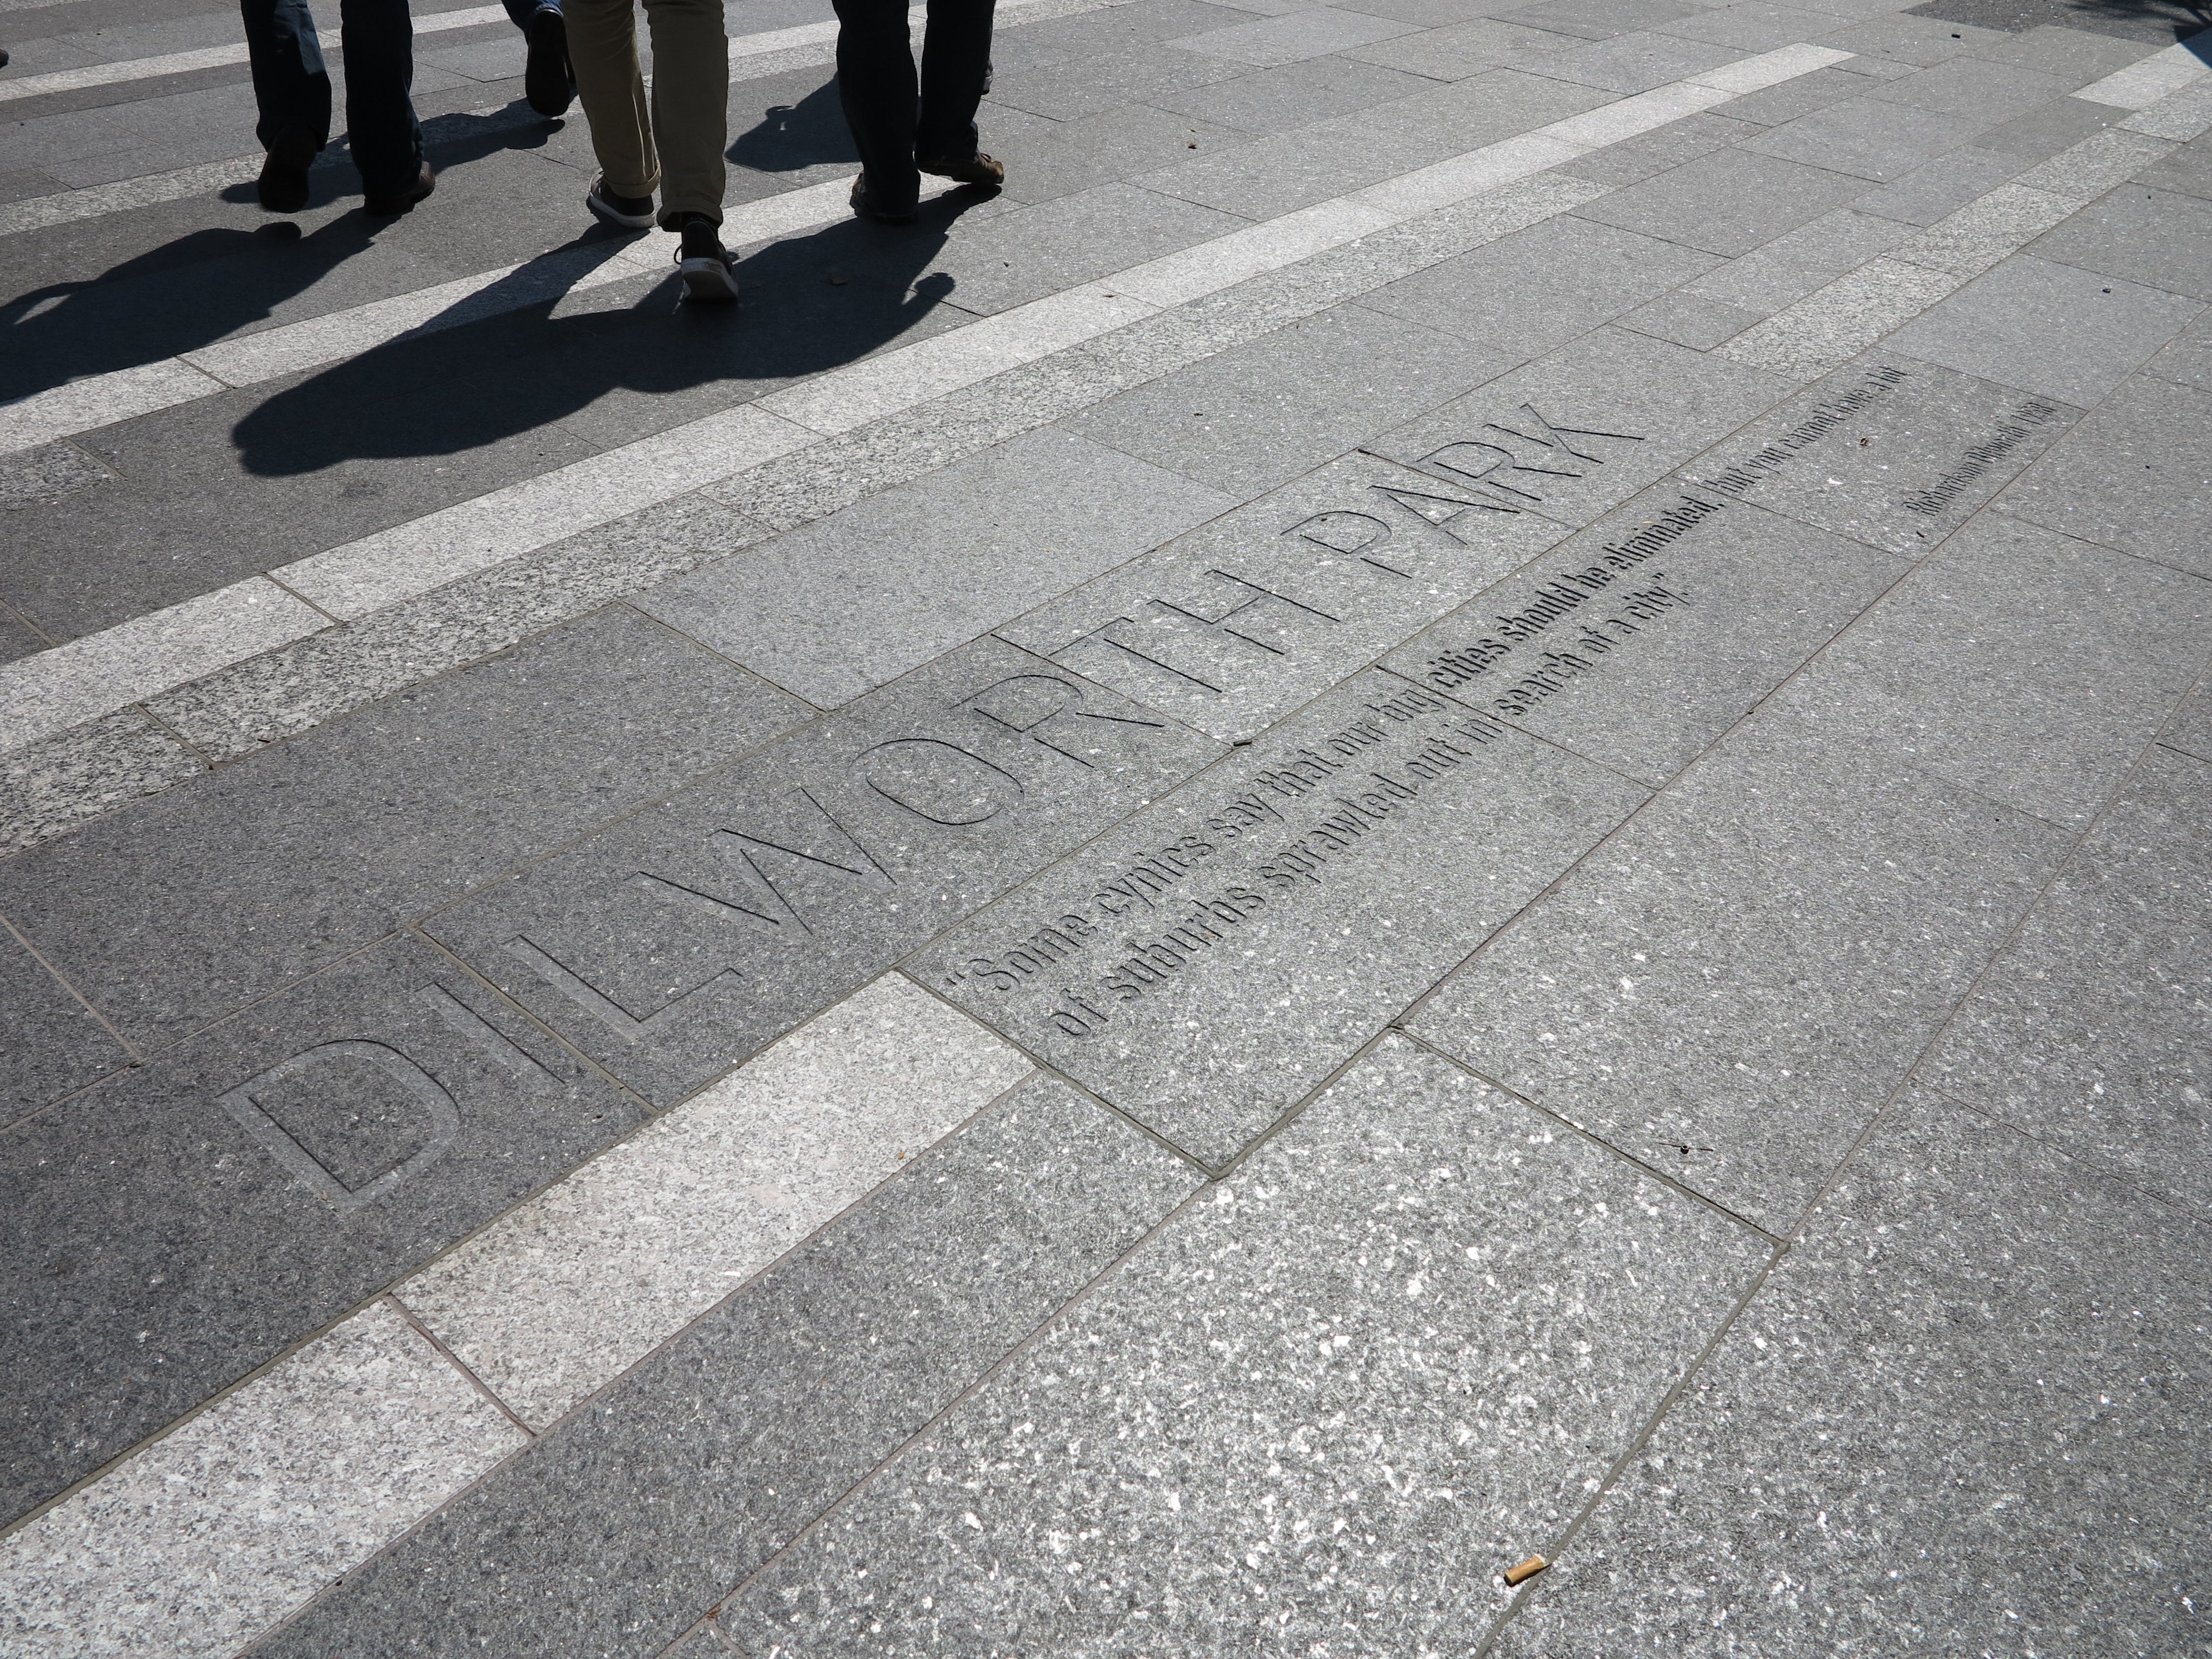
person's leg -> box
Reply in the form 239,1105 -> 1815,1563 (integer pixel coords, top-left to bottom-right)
831,0 -> 919,215
641,0 -> 727,225
335,0 -> 422,195
240,0 -> 333,162
915,0 -> 994,166
566,0 -> 658,202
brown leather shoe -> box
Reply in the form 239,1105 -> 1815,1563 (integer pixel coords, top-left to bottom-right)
918,151 -> 1005,188
848,172 -> 918,225
363,158 -> 436,217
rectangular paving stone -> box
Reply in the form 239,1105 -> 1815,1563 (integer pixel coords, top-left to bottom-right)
1922,746 -> 2212,1215
1134,67 -> 1609,220
1555,108 -> 1761,189
1359,215 -> 1721,360
0,927 -> 130,1125
0,932 -> 641,1528
987,41 -> 1246,122
0,1301 -> 525,1659
243,1077 -> 1204,1659
1854,144 -> 2035,226
1997,372 -> 2212,577
1656,1 -> 1857,52
912,182 -> 1249,315
1062,300 -> 1512,499
1173,4 -> 1420,66
2026,182 -> 2212,301
1886,253 -> 2205,405
2129,132 -> 2212,203
1571,146 -> 1877,257
1496,1093 -> 2212,1657
983,101 -> 1254,203
1683,207 -> 1911,316
999,448 -> 1571,742
1383,484 -> 1909,784
1816,12 -> 2007,68
914,670 -> 1648,1166
1495,0 -> 1708,41
1366,325 -> 1795,532
1865,53 -> 2072,120
398,973 -> 1033,1427
1148,52 -> 1440,134
724,1035 -> 1771,1657
1718,256 -> 1962,384
1678,354 -> 2078,558
0,706 -> 205,859
1524,28 -> 1742,91
1892,182 -> 2080,281
1617,288 -> 1762,349
426,636 -> 1224,1108
1760,513 -> 2212,825
0,605 -> 810,1050
1346,14 -> 1588,80
1740,94 -> 1988,181
635,430 -> 1239,708
1973,21 -> 2160,84
1406,711 -> 2074,1231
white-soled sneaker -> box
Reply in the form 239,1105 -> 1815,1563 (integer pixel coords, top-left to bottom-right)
675,216 -> 738,302
586,175 -> 655,230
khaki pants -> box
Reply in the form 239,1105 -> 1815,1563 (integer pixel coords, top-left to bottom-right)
566,0 -> 726,224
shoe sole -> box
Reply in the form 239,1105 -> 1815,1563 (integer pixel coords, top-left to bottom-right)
587,192 -> 655,231
525,10 -> 573,117
363,170 -> 435,217
679,257 -> 740,302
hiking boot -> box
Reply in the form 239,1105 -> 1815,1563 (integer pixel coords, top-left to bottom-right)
848,171 -> 917,224
918,151 -> 1004,188
524,5 -> 574,118
256,142 -> 318,213
363,157 -> 435,216
587,175 -> 655,230
674,214 -> 739,302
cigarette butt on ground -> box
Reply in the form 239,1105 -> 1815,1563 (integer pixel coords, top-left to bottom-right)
1504,1555 -> 1548,1586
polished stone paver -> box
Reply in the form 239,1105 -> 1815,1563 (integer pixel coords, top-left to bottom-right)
1,0 -> 2208,1653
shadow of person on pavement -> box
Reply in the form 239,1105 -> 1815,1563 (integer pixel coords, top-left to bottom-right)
727,80 -> 856,174
229,187 -> 994,476
0,108 -> 571,404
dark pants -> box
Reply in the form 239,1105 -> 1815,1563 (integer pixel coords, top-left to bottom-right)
240,0 -> 421,194
830,0 -> 994,213
500,0 -> 557,27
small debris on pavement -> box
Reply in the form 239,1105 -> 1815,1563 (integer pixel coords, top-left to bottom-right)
1505,1556 -> 1548,1586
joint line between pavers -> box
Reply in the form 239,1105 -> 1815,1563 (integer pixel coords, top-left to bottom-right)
0,908 -> 146,1063
380,1293 -> 539,1440
1392,1028 -> 1787,1245
1469,1234 -> 1791,1658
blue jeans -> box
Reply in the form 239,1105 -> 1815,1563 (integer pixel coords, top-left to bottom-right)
240,0 -> 422,193
831,0 -> 994,213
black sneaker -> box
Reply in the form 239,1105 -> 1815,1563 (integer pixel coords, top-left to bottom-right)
587,175 -> 655,229
848,171 -> 917,225
674,215 -> 738,302
917,151 -> 1004,189
256,142 -> 317,213
524,5 -> 573,118
362,157 -> 435,216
